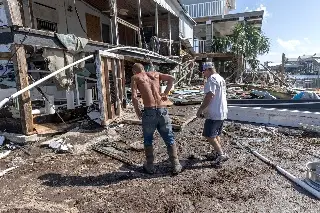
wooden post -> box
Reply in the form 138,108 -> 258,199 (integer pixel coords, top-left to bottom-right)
3,0 -> 23,26
168,13 -> 172,56
111,59 -> 120,116
155,3 -> 159,36
116,59 -> 123,115
21,0 -> 33,28
95,52 -> 108,126
11,44 -> 33,135
137,0 -> 143,48
109,0 -> 119,45
103,58 -> 113,119
121,59 -> 126,108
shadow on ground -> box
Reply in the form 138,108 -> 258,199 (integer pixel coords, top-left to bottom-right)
38,157 -> 220,187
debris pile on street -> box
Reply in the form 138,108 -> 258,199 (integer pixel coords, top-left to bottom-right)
0,105 -> 319,212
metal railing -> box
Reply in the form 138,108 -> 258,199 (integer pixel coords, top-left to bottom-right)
184,0 -> 225,18
193,39 -> 207,53
193,39 -> 232,53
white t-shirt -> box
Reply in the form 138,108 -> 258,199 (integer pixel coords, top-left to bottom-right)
203,73 -> 228,120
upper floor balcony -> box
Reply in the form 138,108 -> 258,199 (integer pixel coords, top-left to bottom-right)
183,0 -> 236,19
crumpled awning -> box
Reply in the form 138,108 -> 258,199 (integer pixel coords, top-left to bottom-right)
153,0 -> 178,17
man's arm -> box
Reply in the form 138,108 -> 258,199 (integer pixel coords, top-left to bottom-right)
131,76 -> 142,119
159,73 -> 175,96
197,79 -> 215,117
197,92 -> 214,116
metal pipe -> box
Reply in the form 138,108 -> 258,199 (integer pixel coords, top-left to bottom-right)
250,149 -> 320,199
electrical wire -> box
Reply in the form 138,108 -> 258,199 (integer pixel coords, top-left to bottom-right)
74,0 -> 88,36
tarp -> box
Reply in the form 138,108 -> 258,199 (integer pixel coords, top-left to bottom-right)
292,91 -> 320,100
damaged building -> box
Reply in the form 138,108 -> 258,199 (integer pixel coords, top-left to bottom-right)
0,0 -> 196,136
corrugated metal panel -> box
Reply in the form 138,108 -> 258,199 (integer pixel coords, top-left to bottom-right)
153,0 -> 178,17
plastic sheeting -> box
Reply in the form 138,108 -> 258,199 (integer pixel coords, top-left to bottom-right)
42,34 -> 88,90
293,91 -> 320,100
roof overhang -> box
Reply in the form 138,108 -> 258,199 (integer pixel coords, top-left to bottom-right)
194,10 -> 264,37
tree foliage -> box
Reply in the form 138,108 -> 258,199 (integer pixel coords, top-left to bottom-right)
211,23 -> 270,70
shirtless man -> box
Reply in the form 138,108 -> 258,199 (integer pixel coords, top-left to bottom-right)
131,63 -> 182,175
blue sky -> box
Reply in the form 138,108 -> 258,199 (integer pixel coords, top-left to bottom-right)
230,0 -> 320,63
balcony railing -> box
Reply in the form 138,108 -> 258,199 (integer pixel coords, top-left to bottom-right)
193,39 -> 231,53
184,0 -> 225,18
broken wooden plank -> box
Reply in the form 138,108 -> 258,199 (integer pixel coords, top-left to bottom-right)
0,166 -> 18,177
33,123 -> 76,135
92,144 -> 139,166
0,52 -> 12,60
11,44 -> 34,135
181,115 -> 197,129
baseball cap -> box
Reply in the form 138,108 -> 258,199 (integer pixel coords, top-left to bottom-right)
202,62 -> 213,71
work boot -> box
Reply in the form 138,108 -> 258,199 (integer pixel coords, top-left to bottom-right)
167,143 -> 182,175
143,145 -> 155,174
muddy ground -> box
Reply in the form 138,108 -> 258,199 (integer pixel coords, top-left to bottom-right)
0,105 -> 319,213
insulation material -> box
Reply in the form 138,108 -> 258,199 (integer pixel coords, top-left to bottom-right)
42,34 -> 88,90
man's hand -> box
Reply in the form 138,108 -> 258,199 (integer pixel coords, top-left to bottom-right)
136,110 -> 142,120
160,93 -> 168,102
196,110 -> 203,118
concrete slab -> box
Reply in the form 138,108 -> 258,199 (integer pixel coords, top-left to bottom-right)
0,131 -> 41,144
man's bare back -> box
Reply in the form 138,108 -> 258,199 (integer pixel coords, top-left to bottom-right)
133,71 -> 164,107
131,64 -> 175,113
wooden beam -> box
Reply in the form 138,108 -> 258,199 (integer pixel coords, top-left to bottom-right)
21,0 -> 33,28
3,0 -> 23,26
103,58 -> 113,119
168,13 -> 172,56
116,59 -> 124,114
111,59 -> 120,116
95,52 -> 108,126
137,0 -> 142,48
0,52 -> 12,60
11,44 -> 33,135
109,0 -> 119,45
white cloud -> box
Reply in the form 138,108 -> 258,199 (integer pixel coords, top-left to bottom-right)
277,38 -> 301,51
259,38 -> 320,63
304,38 -> 311,44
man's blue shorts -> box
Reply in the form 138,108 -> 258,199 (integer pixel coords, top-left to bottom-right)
202,119 -> 224,138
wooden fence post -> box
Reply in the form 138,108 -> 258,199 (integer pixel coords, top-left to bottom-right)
11,44 -> 33,135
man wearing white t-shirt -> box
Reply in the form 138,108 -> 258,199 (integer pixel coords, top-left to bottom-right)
196,62 -> 229,165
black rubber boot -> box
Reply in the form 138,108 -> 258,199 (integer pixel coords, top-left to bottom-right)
143,145 -> 155,174
167,143 -> 182,175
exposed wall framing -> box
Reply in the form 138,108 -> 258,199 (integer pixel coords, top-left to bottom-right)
95,50 -> 125,126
